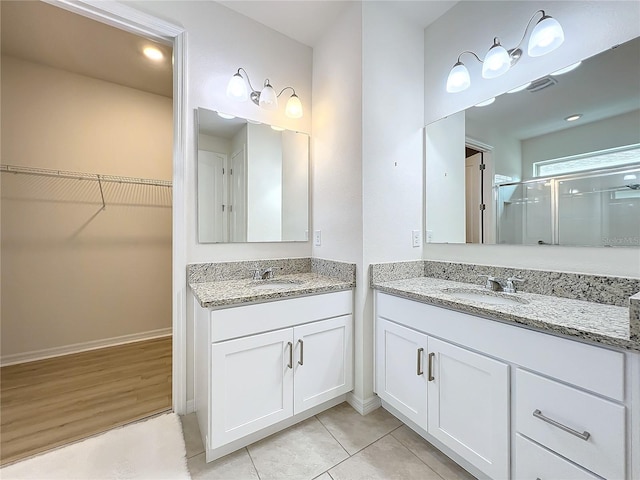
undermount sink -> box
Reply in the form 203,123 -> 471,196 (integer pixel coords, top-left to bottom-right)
442,288 -> 529,306
250,280 -> 304,290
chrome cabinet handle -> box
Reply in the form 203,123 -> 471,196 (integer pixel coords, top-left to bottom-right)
428,352 -> 435,381
532,409 -> 591,441
287,342 -> 293,369
298,339 -> 304,366
416,348 -> 424,375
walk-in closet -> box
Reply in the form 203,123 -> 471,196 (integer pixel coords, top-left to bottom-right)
0,1 -> 173,464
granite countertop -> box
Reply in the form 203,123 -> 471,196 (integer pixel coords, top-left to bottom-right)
373,276 -> 638,351
191,272 -> 354,309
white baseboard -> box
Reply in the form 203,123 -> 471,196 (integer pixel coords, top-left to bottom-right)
0,328 -> 172,367
346,393 -> 382,415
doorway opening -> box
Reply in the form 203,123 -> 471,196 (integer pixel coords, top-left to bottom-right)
0,0 -> 176,464
464,142 -> 495,244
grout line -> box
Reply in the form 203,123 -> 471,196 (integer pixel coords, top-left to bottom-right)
390,430 -> 449,480
245,446 -> 262,480
314,414 -> 351,458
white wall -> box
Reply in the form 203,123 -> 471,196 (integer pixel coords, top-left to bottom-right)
312,2 -> 365,402
521,109 -> 640,179
423,1 -> 640,277
247,123 -> 282,241
425,111 -> 465,243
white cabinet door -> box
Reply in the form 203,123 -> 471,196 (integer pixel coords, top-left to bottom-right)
427,337 -> 510,480
294,315 -> 353,414
376,319 -> 428,428
210,328 -> 294,448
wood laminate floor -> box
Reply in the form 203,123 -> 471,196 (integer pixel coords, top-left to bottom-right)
0,336 -> 172,465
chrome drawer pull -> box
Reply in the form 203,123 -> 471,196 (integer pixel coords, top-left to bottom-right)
417,348 -> 424,375
287,342 -> 293,369
298,339 -> 304,366
532,409 -> 591,441
428,352 -> 435,382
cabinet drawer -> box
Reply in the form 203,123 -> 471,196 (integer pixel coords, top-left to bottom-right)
515,434 -> 601,480
211,290 -> 352,341
515,369 -> 625,480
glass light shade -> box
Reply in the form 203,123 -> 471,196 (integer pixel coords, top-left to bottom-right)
226,73 -> 248,102
482,42 -> 511,79
528,15 -> 564,57
285,94 -> 303,118
258,83 -> 278,110
446,62 -> 471,93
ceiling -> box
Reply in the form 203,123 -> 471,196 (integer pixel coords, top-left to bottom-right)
218,0 -> 458,47
1,1 -> 173,98
464,36 -> 640,141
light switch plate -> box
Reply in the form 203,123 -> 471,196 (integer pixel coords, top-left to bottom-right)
314,230 -> 321,246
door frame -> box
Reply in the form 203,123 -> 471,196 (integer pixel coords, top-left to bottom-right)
45,0 -> 188,414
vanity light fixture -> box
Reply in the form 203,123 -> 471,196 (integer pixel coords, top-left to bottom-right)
475,97 -> 496,107
226,68 -> 303,119
565,114 -> 582,122
446,10 -> 564,93
551,61 -> 582,76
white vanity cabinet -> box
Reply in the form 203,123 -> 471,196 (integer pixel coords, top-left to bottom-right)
196,290 -> 353,462
374,291 -> 639,480
376,317 -> 509,480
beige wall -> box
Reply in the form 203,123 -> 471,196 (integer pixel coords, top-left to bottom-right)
1,56 -> 173,361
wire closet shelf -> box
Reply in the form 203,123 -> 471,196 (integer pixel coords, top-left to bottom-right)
1,163 -> 172,210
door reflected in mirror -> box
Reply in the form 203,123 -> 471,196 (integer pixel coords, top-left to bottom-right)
425,36 -> 640,247
196,108 -> 309,243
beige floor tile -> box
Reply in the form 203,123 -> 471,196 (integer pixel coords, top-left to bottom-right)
187,449 -> 259,480
316,402 -> 402,454
329,434 -> 442,480
247,416 -> 349,480
180,413 -> 205,459
392,425 -> 477,480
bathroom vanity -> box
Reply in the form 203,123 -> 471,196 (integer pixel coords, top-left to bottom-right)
371,261 -> 640,480
189,259 -> 356,462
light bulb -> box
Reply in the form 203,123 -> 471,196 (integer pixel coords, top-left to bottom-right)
446,62 -> 471,93
258,81 -> 278,110
226,73 -> 248,102
482,40 -> 510,79
285,93 -> 303,118
528,14 -> 564,57
143,46 -> 163,61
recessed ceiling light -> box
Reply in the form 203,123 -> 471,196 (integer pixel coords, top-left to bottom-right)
565,114 -> 583,122
551,61 -> 582,76
507,82 -> 531,93
143,46 -> 164,61
475,97 -> 495,107
217,112 -> 235,120
624,174 -> 637,181
271,126 -> 285,131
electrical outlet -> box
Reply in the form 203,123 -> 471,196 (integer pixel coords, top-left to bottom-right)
426,230 -> 433,243
412,230 -> 422,247
314,230 -> 322,246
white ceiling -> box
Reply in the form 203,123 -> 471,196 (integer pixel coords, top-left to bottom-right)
218,0 -> 458,47
1,0 -> 173,98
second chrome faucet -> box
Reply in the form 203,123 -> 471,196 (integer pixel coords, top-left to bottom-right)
478,274 -> 524,293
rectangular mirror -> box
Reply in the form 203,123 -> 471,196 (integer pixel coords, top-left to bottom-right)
425,36 -> 640,247
196,108 -> 309,243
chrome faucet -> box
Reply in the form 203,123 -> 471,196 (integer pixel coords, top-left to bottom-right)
478,274 -> 524,293
250,267 -> 278,281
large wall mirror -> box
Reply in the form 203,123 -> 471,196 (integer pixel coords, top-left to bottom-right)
425,36 -> 640,247
196,108 -> 309,243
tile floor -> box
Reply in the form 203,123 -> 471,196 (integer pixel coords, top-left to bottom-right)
180,402 -> 477,480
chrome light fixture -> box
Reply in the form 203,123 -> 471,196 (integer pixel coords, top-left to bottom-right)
446,9 -> 565,93
226,68 -> 303,119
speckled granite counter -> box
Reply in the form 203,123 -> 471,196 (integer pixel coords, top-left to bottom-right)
189,258 -> 356,309
371,265 -> 640,352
